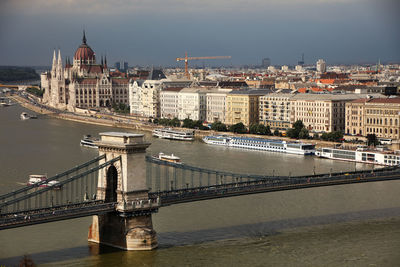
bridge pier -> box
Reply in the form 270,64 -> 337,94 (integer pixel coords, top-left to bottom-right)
88,132 -> 158,250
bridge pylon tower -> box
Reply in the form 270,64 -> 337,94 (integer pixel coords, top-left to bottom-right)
88,132 -> 158,250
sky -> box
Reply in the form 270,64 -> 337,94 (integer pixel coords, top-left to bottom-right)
0,0 -> 399,67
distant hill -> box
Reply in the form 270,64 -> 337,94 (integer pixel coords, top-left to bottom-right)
0,66 -> 40,82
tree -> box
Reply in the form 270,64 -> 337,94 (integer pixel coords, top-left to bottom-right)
286,128 -> 296,138
182,118 -> 195,128
26,87 -> 43,97
274,129 -> 280,136
170,118 -> 181,127
367,134 -> 379,146
211,121 -> 227,132
248,123 -> 272,135
298,128 -> 310,139
286,120 -> 311,139
320,131 -> 344,142
257,124 -> 271,135
229,122 -> 247,134
249,123 -> 258,134
293,120 -> 305,131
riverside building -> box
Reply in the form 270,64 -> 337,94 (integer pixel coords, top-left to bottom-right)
206,88 -> 232,123
41,32 -> 129,111
345,97 -> 400,139
290,94 -> 380,133
226,89 -> 271,126
129,70 -> 191,118
259,93 -> 293,130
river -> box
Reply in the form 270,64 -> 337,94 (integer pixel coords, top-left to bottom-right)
1,104 -> 400,266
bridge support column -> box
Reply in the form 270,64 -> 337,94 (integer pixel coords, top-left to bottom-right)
88,132 -> 158,250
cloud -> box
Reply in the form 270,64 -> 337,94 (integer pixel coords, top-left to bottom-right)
3,0 -> 366,16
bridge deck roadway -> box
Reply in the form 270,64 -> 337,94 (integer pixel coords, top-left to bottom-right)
0,201 -> 116,230
152,169 -> 400,206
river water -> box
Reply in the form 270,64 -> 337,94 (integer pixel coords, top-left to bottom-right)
1,104 -> 400,266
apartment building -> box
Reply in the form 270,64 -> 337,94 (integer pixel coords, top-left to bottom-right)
205,88 -> 232,123
177,88 -> 208,121
259,93 -> 293,130
226,89 -> 270,126
290,94 -> 373,133
160,87 -> 182,119
346,97 -> 400,139
129,69 -> 191,117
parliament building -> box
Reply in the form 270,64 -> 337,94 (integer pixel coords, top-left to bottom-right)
41,32 -> 129,111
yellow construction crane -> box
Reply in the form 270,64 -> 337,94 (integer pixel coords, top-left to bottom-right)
176,52 -> 231,79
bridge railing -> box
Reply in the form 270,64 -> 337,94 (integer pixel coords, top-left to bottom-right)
0,155 -> 106,203
146,156 -> 270,192
146,155 -> 399,193
149,164 -> 400,204
0,156 -> 121,215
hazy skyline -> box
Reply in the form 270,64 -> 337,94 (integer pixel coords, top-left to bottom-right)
0,0 -> 399,67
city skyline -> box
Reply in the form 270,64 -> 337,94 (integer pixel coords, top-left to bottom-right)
0,0 -> 399,67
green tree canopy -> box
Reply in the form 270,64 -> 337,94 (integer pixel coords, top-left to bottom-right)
229,122 -> 247,134
211,121 -> 228,132
298,128 -> 310,139
367,134 -> 379,146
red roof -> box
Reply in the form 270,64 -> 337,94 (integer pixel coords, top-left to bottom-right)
87,65 -> 103,74
112,78 -> 128,85
78,78 -> 97,85
74,43 -> 95,61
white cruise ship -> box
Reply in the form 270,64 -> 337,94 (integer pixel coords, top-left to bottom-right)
153,128 -> 194,141
203,135 -> 315,155
315,146 -> 400,166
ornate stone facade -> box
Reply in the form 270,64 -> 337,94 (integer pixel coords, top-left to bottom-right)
41,32 -> 129,111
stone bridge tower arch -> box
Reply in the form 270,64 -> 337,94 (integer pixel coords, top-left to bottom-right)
88,132 -> 157,250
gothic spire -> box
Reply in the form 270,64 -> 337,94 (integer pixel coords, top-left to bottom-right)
57,49 -> 62,66
83,30 -> 87,44
51,49 -> 57,77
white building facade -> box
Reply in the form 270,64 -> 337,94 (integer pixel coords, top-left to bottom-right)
160,88 -> 182,119
177,88 -> 207,121
316,59 -> 327,73
205,88 -> 231,123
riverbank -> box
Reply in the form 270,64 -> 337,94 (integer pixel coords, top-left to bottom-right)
10,94 -> 351,149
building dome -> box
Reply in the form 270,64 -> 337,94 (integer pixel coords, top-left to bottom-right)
74,31 -> 95,62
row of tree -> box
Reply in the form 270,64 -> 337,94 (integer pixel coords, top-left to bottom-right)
26,87 -> 44,97
111,103 -> 130,114
152,118 -> 353,143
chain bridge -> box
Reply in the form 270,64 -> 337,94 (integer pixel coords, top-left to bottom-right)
1,132 -> 400,250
